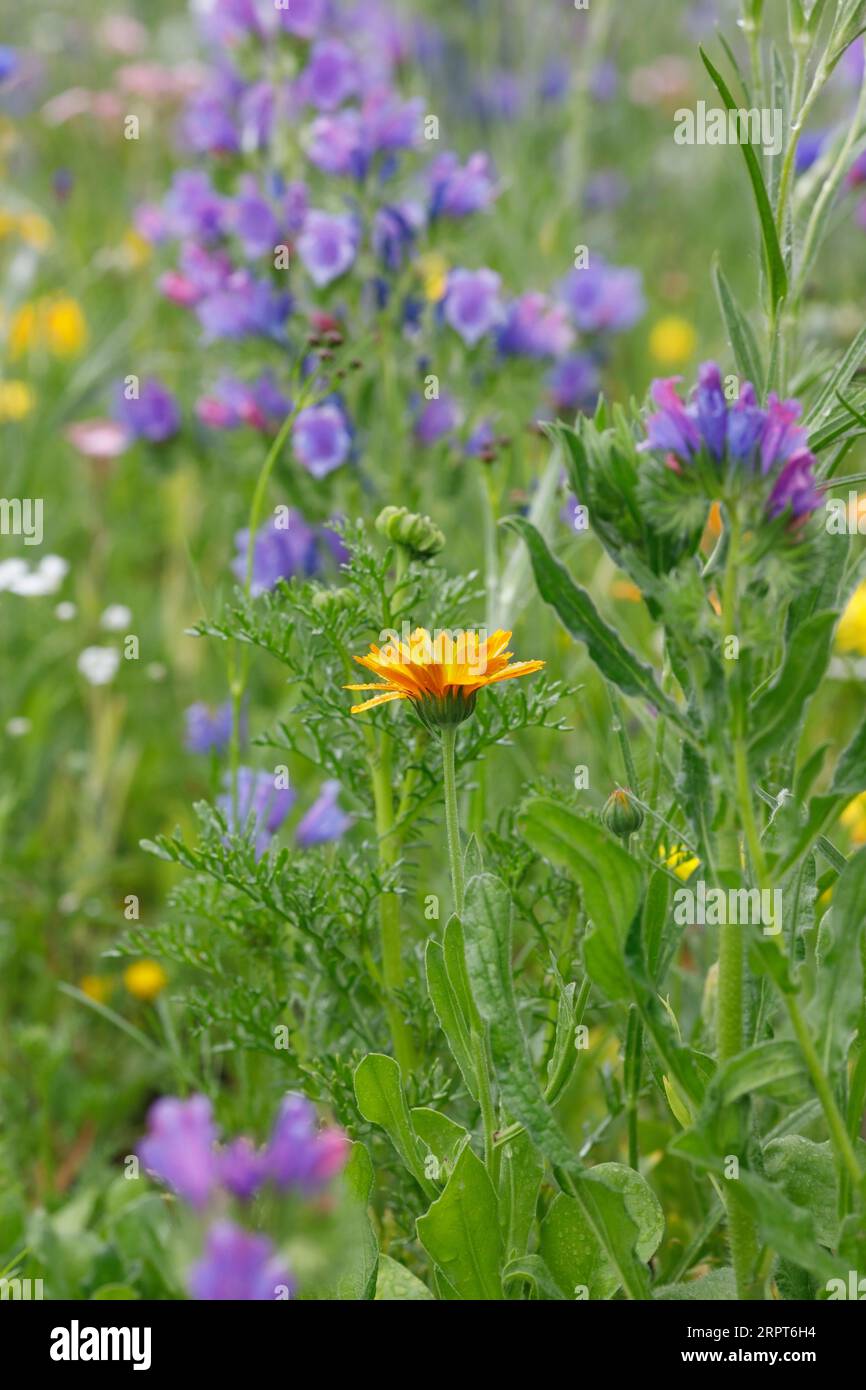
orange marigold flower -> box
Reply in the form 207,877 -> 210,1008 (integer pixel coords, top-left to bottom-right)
346,627 -> 544,729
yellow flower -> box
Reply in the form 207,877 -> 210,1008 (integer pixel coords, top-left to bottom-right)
17,211 -> 53,250
346,627 -> 544,727
837,581 -> 866,657
417,252 -> 448,303
0,209 -> 16,239
611,579 -> 642,602
658,843 -> 700,881
841,792 -> 866,845
43,295 -> 87,356
8,295 -> 87,359
0,380 -> 35,422
123,959 -> 168,1002
649,315 -> 697,367
80,974 -> 113,1004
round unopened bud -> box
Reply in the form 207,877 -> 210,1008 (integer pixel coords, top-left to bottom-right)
375,505 -> 445,559
311,586 -> 355,614
601,787 -> 644,839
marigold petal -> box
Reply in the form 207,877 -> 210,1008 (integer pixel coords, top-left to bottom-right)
350,691 -> 407,714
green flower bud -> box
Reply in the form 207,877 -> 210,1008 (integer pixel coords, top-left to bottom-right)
375,505 -> 445,559
311,586 -> 355,614
601,787 -> 644,840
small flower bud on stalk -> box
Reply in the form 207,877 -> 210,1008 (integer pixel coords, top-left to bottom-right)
601,787 -> 644,840
375,505 -> 445,560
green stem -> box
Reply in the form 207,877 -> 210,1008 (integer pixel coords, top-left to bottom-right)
370,733 -> 416,1075
441,725 -> 464,915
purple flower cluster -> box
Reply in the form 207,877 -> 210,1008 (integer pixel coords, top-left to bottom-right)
231,508 -> 347,593
139,1091 -> 348,1208
139,1091 -> 348,1301
641,363 -> 821,523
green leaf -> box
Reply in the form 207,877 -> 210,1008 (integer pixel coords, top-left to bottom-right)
805,322 -> 866,430
748,611 -> 837,764
374,1254 -> 434,1301
643,868 -> 674,983
710,1041 -> 806,1104
539,1164 -> 663,1300
808,844 -> 866,1071
416,1144 -> 503,1300
335,1141 -> 379,1301
519,798 -> 642,1001
425,938 -> 478,1100
699,46 -> 788,309
461,873 -> 576,1169
654,1268 -> 737,1300
499,1131 -> 544,1262
353,1054 -> 436,1198
712,257 -> 764,387
764,1136 -> 857,1247
462,872 -> 653,1298
90,1285 -> 139,1300
411,1107 -> 469,1180
501,516 -> 690,733
501,1254 -> 566,1300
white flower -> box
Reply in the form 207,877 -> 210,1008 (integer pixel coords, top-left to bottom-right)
5,716 -> 31,737
0,554 -> 68,596
0,559 -> 28,592
55,601 -> 77,621
77,645 -> 120,685
100,603 -> 132,631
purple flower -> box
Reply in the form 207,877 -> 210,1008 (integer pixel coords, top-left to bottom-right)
199,372 -> 291,433
848,148 -> 866,187
296,780 -> 352,846
465,418 -> 496,457
414,391 -> 461,445
443,268 -> 504,347
292,402 -> 352,478
559,260 -> 645,333
297,210 -> 358,287
546,354 -> 600,414
427,151 -> 498,218
590,60 -> 619,102
139,1094 -> 219,1209
233,511 -> 320,595
298,39 -> 358,110
695,361 -> 727,461
218,767 -> 296,856
0,46 -> 19,84
760,393 -> 808,474
766,449 -> 822,522
277,0 -> 328,40
641,376 -> 702,458
265,1093 -> 348,1193
238,80 -> 276,150
163,171 -> 227,242
283,180 -> 309,233
200,0 -> 263,47
227,176 -> 280,258
796,129 -> 827,175
114,378 -> 181,444
196,272 -> 292,341
304,110 -> 366,177
184,701 -> 235,754
727,383 -> 765,462
361,88 -> 422,153
181,91 -> 240,155
218,1138 -> 267,1201
584,170 -> 628,211
497,292 -> 574,359
373,203 -> 422,272
189,1222 -> 294,1301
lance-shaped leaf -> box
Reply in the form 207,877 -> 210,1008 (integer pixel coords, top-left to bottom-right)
747,610 -> 837,764
461,871 -> 652,1299
501,515 -> 690,734
520,798 -> 642,1001
353,1053 -> 436,1199
699,45 -> 788,309
416,1144 -> 503,1300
